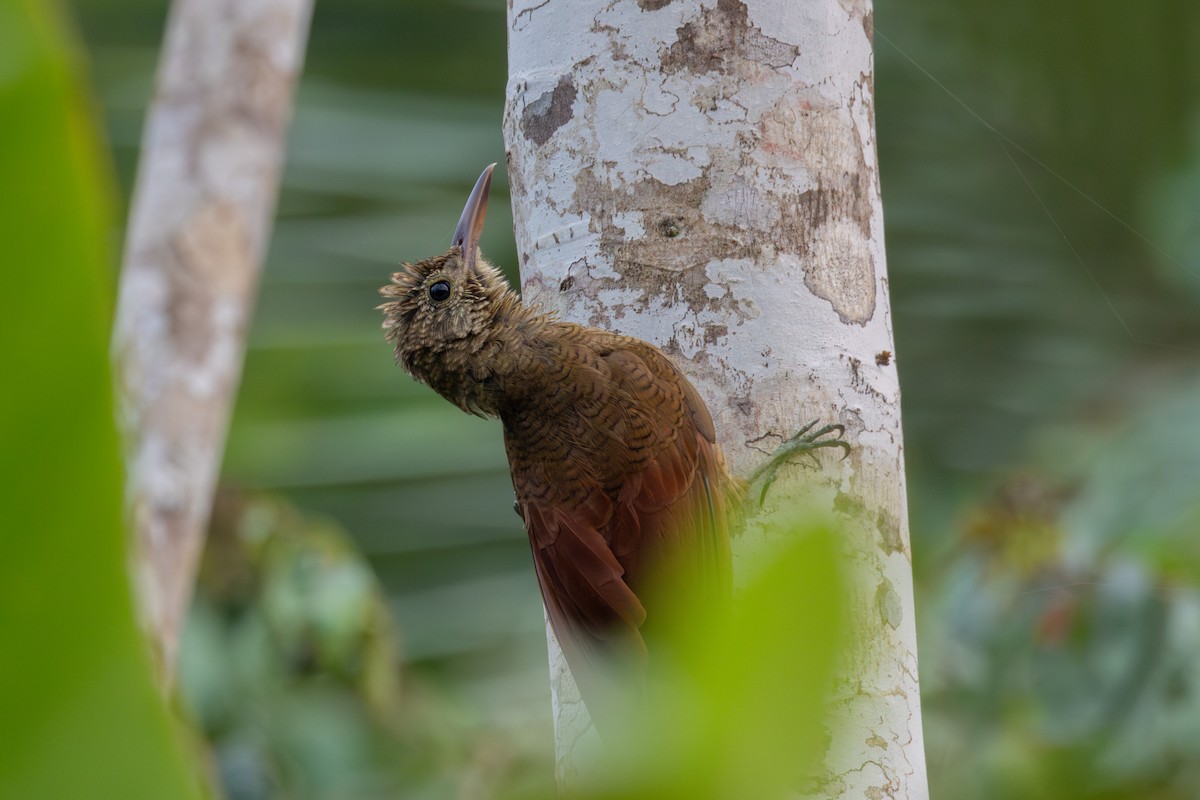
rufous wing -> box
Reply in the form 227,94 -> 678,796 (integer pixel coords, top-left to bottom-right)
511,336 -> 735,723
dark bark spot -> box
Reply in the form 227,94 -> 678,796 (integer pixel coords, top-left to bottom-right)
780,183 -> 873,254
845,354 -> 889,403
167,265 -> 212,361
877,509 -> 904,555
637,0 -> 675,9
661,0 -> 799,76
520,76 -> 577,146
834,490 -> 865,516
876,578 -> 902,630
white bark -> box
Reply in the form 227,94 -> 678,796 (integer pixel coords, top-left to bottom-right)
112,0 -> 313,683
503,1 -> 927,797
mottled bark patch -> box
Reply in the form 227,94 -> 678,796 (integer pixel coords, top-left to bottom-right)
569,168 -> 757,335
661,0 -> 798,75
763,96 -> 877,325
834,490 -> 865,516
858,70 -> 876,134
876,509 -> 903,555
637,0 -> 675,9
800,222 -> 875,325
166,266 -> 212,361
169,201 -> 252,359
521,75 -> 577,146
838,0 -> 869,17
876,577 -> 902,630
703,323 -> 727,345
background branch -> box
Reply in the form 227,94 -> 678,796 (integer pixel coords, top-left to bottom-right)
112,0 -> 314,683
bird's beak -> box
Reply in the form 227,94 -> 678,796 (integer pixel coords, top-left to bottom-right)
451,163 -> 496,272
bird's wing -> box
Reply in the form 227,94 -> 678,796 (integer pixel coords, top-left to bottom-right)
599,342 -> 734,606
510,336 -> 734,710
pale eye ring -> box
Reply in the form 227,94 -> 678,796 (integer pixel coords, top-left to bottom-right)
428,280 -> 451,302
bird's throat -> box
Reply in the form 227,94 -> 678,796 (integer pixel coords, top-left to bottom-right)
408,293 -> 546,418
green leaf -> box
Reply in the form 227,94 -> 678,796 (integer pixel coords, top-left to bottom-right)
580,522 -> 846,800
0,1 -> 203,797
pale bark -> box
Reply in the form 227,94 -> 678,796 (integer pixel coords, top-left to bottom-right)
112,0 -> 313,683
503,1 -> 927,797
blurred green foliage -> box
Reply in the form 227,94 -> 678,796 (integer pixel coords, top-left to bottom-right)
183,492 -> 562,800
0,0 -> 204,798
182,491 -> 406,799
583,524 -> 844,800
877,1 -> 1200,498
926,372 -> 1200,799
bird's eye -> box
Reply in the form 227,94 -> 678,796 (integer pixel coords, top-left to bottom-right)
428,280 -> 451,302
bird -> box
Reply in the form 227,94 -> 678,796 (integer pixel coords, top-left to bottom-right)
379,164 -> 846,725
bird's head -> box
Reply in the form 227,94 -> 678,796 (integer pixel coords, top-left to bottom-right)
379,163 -> 513,373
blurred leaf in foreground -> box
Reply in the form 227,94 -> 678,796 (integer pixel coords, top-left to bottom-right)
0,1 -> 203,798
577,522 -> 847,800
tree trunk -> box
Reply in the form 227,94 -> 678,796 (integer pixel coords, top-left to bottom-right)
503,1 -> 927,797
112,0 -> 313,684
